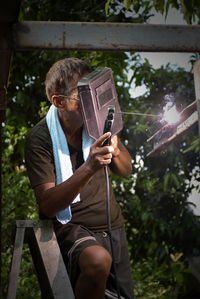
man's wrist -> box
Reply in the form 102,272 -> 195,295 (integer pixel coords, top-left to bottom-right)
112,148 -> 120,158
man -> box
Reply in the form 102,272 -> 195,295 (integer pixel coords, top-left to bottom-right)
25,57 -> 134,299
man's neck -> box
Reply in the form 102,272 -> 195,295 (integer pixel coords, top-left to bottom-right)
60,117 -> 82,150
66,128 -> 82,150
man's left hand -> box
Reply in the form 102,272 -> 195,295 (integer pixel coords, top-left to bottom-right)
110,135 -> 120,158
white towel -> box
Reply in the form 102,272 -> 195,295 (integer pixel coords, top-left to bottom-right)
46,104 -> 93,224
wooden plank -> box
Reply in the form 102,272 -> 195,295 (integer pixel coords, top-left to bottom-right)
6,226 -> 25,299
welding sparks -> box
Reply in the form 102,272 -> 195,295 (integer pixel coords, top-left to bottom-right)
161,94 -> 181,125
162,105 -> 181,124
118,93 -> 182,124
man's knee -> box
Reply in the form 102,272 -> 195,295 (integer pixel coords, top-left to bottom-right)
78,245 -> 112,280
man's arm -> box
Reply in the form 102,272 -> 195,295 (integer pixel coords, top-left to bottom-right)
34,132 -> 114,218
109,136 -> 132,178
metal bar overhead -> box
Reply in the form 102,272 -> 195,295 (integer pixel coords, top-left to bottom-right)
14,21 -> 200,52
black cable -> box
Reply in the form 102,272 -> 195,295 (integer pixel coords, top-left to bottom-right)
104,165 -> 121,299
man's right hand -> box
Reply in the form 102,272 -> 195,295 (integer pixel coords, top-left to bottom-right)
84,132 -> 114,174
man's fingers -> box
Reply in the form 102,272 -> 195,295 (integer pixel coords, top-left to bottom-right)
93,132 -> 111,147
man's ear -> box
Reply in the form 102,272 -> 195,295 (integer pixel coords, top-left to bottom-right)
51,95 -> 65,109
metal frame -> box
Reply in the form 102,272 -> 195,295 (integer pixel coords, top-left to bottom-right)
14,21 -> 200,52
7,220 -> 75,299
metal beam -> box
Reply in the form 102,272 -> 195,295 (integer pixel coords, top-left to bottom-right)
14,21 -> 200,52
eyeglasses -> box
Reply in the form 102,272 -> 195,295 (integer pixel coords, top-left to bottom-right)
56,94 -> 80,101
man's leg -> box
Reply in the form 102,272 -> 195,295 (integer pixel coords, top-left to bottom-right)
75,245 -> 112,299
94,227 -> 134,299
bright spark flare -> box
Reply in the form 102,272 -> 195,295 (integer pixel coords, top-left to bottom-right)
163,105 -> 181,124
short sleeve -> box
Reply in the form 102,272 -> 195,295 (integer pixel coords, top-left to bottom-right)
24,118 -> 55,188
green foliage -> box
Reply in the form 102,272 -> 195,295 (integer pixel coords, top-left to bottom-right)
2,124 -> 38,296
2,0 -> 200,298
132,253 -> 190,298
105,0 -> 200,24
183,136 -> 200,154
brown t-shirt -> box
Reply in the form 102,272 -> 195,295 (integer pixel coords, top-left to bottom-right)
25,117 -> 124,231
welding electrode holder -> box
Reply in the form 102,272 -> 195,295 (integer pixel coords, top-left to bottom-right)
103,107 -> 115,146
103,106 -> 121,299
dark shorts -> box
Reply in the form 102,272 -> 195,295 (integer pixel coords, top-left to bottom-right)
53,221 -> 134,299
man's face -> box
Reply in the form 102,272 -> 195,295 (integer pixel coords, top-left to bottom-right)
54,73 -> 89,130
63,87 -> 81,111
63,72 -> 89,116
58,79 -> 84,129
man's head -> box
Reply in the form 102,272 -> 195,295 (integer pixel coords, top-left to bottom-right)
45,57 -> 90,102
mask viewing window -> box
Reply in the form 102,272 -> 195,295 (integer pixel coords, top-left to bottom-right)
78,67 -> 123,140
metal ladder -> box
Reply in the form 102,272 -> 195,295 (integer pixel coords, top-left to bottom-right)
6,220 -> 75,299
